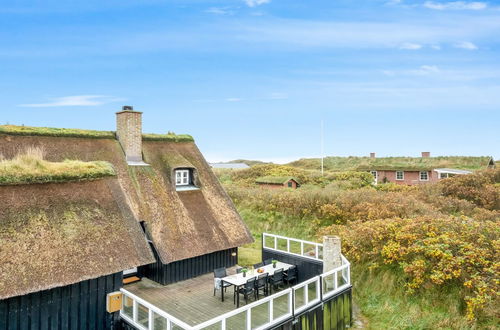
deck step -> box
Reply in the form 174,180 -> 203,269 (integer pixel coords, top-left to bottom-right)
123,276 -> 141,285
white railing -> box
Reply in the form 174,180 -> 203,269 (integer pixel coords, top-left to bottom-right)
194,288 -> 293,330
121,234 -> 350,330
120,289 -> 192,330
262,233 -> 323,261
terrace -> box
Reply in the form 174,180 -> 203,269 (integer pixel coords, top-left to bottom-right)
120,233 -> 351,330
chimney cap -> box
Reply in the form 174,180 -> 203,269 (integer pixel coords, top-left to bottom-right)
116,105 -> 142,114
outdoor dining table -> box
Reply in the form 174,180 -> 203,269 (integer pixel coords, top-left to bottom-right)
220,261 -> 293,307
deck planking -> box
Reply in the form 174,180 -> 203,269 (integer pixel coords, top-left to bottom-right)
124,269 -> 295,327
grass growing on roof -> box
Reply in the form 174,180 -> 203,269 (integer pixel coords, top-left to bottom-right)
0,147 -> 115,185
142,133 -> 194,142
0,125 -> 115,139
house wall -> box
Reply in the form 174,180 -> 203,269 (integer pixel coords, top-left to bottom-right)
257,183 -> 286,189
376,170 -> 438,185
139,246 -> 238,285
262,249 -> 323,283
271,287 -> 352,330
0,272 -> 122,330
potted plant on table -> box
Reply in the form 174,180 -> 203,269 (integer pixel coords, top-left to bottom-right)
272,260 -> 278,268
241,268 -> 248,277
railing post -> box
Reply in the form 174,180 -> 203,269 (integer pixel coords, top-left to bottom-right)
222,318 -> 226,330
148,308 -> 153,330
246,309 -> 252,329
315,245 -> 319,259
300,242 -> 304,256
304,282 -> 309,305
269,296 -> 274,322
167,319 -> 171,330
133,299 -> 138,323
287,239 -> 290,253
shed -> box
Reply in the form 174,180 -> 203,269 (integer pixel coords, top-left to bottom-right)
255,176 -> 300,189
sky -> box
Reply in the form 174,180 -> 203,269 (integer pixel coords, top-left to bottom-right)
0,0 -> 499,163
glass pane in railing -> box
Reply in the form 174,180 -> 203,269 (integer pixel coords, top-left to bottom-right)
322,273 -> 336,294
199,321 -> 222,330
289,240 -> 301,254
294,286 -> 306,310
337,269 -> 347,287
172,323 -> 189,330
302,243 -> 316,258
137,303 -> 149,328
123,295 -> 134,319
263,235 -> 274,249
226,309 -> 247,330
251,301 -> 270,329
308,280 -> 318,302
276,238 -> 288,251
317,245 -> 323,260
273,293 -> 291,320
153,311 -> 168,329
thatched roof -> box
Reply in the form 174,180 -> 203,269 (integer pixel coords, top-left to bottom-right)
0,178 -> 155,300
355,156 -> 495,171
256,176 -> 299,185
0,126 -> 253,293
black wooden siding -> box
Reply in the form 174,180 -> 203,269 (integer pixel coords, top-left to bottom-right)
0,272 -> 123,330
262,249 -> 323,283
271,287 -> 352,330
139,245 -> 238,285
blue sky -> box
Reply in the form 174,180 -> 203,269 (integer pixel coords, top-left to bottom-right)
1,0 -> 499,162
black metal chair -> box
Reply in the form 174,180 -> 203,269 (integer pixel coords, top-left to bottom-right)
237,278 -> 256,305
213,267 -> 232,296
284,266 -> 298,286
263,258 -> 273,265
253,262 -> 264,269
255,273 -> 269,299
269,268 -> 285,294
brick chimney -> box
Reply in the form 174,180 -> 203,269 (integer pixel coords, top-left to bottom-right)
116,106 -> 143,162
370,152 -> 376,159
421,151 -> 430,158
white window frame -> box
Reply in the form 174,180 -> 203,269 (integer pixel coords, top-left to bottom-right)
370,171 -> 378,184
175,169 -> 190,186
419,171 -> 429,181
396,171 -> 404,181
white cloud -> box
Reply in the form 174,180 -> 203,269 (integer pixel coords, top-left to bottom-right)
454,41 -> 478,49
244,0 -> 270,8
268,92 -> 288,100
399,42 -> 423,50
226,98 -> 243,102
431,44 -> 442,50
411,65 -> 441,75
423,1 -> 487,10
19,95 -> 121,107
205,7 -> 234,15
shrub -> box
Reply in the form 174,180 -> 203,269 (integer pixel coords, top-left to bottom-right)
321,216 -> 499,321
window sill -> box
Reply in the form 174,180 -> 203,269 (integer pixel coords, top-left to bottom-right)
175,185 -> 200,192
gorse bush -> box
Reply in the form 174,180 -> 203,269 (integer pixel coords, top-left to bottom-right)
321,217 -> 499,321
0,146 -> 115,185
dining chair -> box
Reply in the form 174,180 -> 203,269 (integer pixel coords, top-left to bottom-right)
255,273 -> 269,299
284,265 -> 298,286
237,278 -> 256,305
213,267 -> 232,296
253,262 -> 264,269
269,268 -> 284,294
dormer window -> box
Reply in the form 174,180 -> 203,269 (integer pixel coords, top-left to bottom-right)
175,169 -> 190,186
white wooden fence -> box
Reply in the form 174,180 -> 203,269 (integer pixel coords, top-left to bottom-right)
120,234 -> 350,330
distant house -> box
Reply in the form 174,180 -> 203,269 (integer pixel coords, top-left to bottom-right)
210,162 -> 250,169
0,107 -> 253,329
256,176 -> 300,189
361,152 -> 495,185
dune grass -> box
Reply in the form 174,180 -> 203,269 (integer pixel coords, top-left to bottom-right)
0,147 -> 115,185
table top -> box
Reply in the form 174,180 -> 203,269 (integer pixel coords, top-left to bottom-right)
222,262 -> 293,286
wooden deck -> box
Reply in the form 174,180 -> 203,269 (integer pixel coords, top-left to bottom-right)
124,269 -> 298,327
